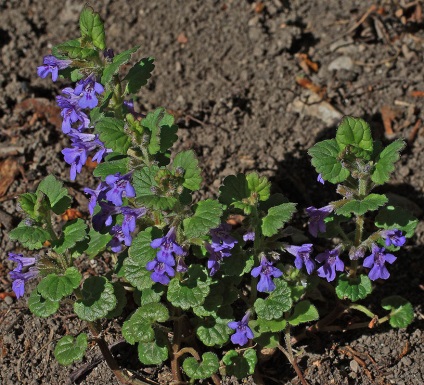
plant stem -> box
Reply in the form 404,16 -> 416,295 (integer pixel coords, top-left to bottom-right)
349,303 -> 376,319
170,308 -> 183,383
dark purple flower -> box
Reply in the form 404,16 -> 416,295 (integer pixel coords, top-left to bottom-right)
306,205 -> 333,237
84,182 -> 109,215
316,247 -> 344,282
381,229 -> 406,248
37,55 -> 71,82
205,242 -> 231,276
228,312 -> 254,346
209,223 -> 238,252
145,258 -> 175,285
251,255 -> 283,292
8,253 -> 39,299
150,227 -> 184,266
317,173 -> 325,185
363,244 -> 396,281
92,201 -> 120,231
56,87 -> 90,133
105,172 -> 136,206
108,225 -> 132,252
175,255 -> 188,273
285,244 -> 315,274
121,206 -> 147,236
74,75 -> 104,109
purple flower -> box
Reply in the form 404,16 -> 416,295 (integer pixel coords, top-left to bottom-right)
228,312 -> 254,346
8,253 -> 37,270
108,225 -> 132,252
349,246 -> 366,260
37,55 -> 71,82
121,206 -> 147,236
285,244 -> 315,274
381,229 -> 406,248
363,244 -> 396,281
74,75 -> 104,109
205,242 -> 231,276
175,255 -> 188,273
145,258 -> 175,285
243,229 -> 256,242
62,143 -> 90,181
56,87 -> 90,133
8,253 -> 39,299
105,172 -> 136,206
317,173 -> 325,185
209,223 -> 238,252
150,227 -> 184,266
306,205 -> 333,237
84,182 -> 109,215
316,247 -> 344,282
251,255 -> 283,292
92,201 -> 120,231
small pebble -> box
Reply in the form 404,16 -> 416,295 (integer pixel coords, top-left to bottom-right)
328,56 -> 354,72
401,356 -> 412,366
350,359 -> 359,373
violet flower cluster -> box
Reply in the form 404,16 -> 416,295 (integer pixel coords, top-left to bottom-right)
8,253 -> 39,298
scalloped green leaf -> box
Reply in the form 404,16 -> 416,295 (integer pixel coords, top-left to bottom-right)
223,349 -> 257,379
381,296 -> 414,328
172,150 -> 202,191
375,205 -> 418,238
288,300 -> 319,326
256,317 -> 287,333
254,280 -> 292,320
124,57 -> 155,94
336,116 -> 373,159
54,219 -> 88,254
9,223 -> 50,250
79,7 -> 105,49
101,46 -> 139,84
183,199 -> 223,239
308,139 -> 350,183
18,193 -> 37,219
261,202 -> 297,237
95,117 -> 131,154
137,330 -> 168,365
106,282 -> 127,319
335,274 -> 372,301
28,290 -> 60,318
183,352 -> 219,380
167,265 -> 211,310
54,334 -> 88,366
139,285 -> 165,306
219,174 -> 250,206
93,156 -> 129,179
74,277 -> 116,321
37,267 -> 82,301
335,194 -> 388,216
371,139 -> 405,185
37,175 -> 72,215
246,172 -> 270,201
196,320 -> 232,347
53,39 -> 98,59
84,228 -> 113,258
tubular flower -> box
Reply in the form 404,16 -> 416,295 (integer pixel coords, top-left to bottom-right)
306,205 -> 333,237
228,312 -> 254,346
37,55 -> 71,82
315,247 -> 344,282
150,227 -> 184,266
8,253 -> 39,299
381,229 -> 406,248
105,172 -> 136,206
209,223 -> 238,252
285,243 -> 315,274
74,74 -> 104,109
251,255 -> 283,292
363,244 -> 396,281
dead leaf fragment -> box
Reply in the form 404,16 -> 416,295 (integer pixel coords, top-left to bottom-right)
0,158 -> 20,197
177,32 -> 188,44
410,90 -> 424,97
295,76 -> 325,97
381,105 -> 395,136
61,208 -> 84,221
296,53 -> 319,73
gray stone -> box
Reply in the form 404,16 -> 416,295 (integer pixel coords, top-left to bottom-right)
328,56 -> 354,72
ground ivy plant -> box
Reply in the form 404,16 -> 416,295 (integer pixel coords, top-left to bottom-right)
8,7 -> 417,385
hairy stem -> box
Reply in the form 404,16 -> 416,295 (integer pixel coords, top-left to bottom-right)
170,308 -> 183,383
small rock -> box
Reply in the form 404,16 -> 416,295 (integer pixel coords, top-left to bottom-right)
4,296 -> 14,305
401,356 -> 412,366
399,166 -> 410,177
350,360 -> 359,373
328,56 -> 354,72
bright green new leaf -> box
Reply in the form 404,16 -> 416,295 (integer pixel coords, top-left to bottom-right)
287,300 -> 319,326
138,330 -> 168,365
74,277 -> 116,321
381,296 -> 414,328
183,352 -> 219,380
9,223 -> 50,250
335,194 -> 388,216
79,7 -> 106,49
183,199 -> 223,239
254,280 -> 292,320
37,175 -> 71,215
261,202 -> 297,237
223,349 -> 257,379
308,139 -> 350,183
54,219 -> 88,254
28,290 -> 59,318
246,172 -> 270,201
371,139 -> 405,185
124,57 -> 155,94
336,116 -> 373,159
37,267 -> 82,302
375,205 -> 418,238
95,117 -> 131,154
336,274 -> 372,301
101,46 -> 139,84
172,150 -> 202,191
54,334 -> 88,366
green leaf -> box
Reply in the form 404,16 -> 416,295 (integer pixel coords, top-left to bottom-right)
172,150 -> 202,191
246,172 -> 270,201
93,156 -> 129,179
251,321 -> 280,349
336,116 -> 373,159
28,290 -> 59,318
138,330 -> 168,365
256,318 -> 287,333
254,280 -> 292,320
288,300 -> 319,326
381,296 -> 414,328
139,285 -> 164,306
37,175 -> 71,215
53,39 -> 98,59
84,228 -> 113,258
223,349 -> 257,379
375,205 -> 418,238
335,194 -> 388,216
308,139 -> 350,184
335,274 -> 372,301
54,219 -> 88,254
261,202 -> 297,237
219,174 -> 249,206
183,199 -> 223,239
183,352 -> 219,380
221,252 -> 254,278
101,46 -> 139,84
124,57 -> 155,94
18,193 -> 37,218
371,140 -> 405,185
95,117 -> 131,154
106,282 -> 127,319
167,265 -> 211,310
124,228 -> 161,290
122,303 -> 169,344
37,267 -> 82,301
74,277 -> 116,321
54,334 -> 88,366
196,320 -> 232,347
79,7 -> 106,50
9,223 -> 50,250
